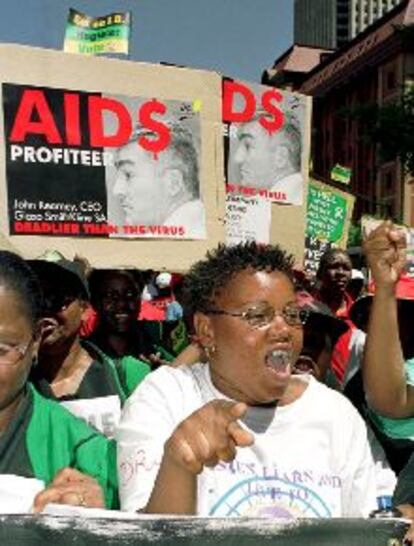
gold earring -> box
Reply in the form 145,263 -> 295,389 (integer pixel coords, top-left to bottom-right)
203,344 -> 217,359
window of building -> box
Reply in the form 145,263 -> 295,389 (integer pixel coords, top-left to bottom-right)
386,70 -> 396,91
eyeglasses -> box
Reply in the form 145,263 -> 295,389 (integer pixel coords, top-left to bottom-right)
205,303 -> 308,329
0,338 -> 33,367
42,294 -> 78,314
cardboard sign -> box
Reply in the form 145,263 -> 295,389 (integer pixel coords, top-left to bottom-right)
63,9 -> 131,56
0,45 -> 310,269
0,44 -> 224,270
304,179 -> 354,275
224,79 -> 310,206
3,84 -> 205,240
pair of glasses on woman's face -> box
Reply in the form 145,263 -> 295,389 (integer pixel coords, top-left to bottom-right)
0,338 -> 33,367
206,302 -> 308,329
42,293 -> 78,315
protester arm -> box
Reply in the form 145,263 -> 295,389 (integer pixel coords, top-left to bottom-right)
362,222 -> 414,417
143,400 -> 253,514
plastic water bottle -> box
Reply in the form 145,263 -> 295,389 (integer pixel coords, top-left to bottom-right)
369,496 -> 402,518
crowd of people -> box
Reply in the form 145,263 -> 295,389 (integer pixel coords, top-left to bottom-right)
2,221 -> 414,538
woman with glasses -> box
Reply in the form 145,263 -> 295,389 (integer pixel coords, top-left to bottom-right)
28,260 -> 150,439
0,251 -> 118,511
117,242 -> 377,518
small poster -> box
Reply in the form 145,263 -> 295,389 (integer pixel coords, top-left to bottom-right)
304,179 -> 354,275
224,79 -> 309,205
63,9 -> 131,56
225,193 -> 271,245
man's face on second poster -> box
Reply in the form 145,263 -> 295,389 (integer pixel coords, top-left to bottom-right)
113,142 -> 166,225
233,120 -> 275,189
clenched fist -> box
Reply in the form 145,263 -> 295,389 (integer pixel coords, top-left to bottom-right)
363,220 -> 406,287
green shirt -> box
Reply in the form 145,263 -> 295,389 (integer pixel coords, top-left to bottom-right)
0,385 -> 119,508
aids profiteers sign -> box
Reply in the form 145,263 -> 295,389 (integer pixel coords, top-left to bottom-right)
0,44 -> 310,268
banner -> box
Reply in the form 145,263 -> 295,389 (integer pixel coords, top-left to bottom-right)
224,79 -> 309,206
63,9 -> 131,56
0,512 -> 407,546
2,83 -> 205,240
304,179 -> 355,275
225,193 -> 271,245
361,215 -> 414,277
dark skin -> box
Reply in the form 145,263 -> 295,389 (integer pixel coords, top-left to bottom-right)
35,277 -> 93,396
144,269 -> 306,514
90,272 -> 140,358
90,271 -> 170,367
0,288 -> 40,433
0,285 -> 103,510
317,251 -> 352,315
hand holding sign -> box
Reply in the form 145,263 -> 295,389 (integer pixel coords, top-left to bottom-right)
33,468 -> 105,512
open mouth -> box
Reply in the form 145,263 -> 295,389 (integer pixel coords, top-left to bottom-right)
265,349 -> 293,375
293,355 -> 316,375
40,318 -> 59,338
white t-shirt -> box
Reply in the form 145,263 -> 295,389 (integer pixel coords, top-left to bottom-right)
117,363 -> 377,518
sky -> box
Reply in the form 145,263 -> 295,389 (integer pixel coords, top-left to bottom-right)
0,0 -> 293,82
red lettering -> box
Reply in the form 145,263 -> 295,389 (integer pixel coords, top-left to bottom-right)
260,90 -> 285,134
222,80 -> 256,123
88,96 -> 132,147
138,99 -> 170,159
9,90 -> 62,144
64,94 -> 81,146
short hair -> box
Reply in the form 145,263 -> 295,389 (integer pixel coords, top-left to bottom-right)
129,121 -> 200,199
0,251 -> 43,329
239,110 -> 302,171
88,269 -> 139,308
316,248 -> 351,280
183,242 -> 295,314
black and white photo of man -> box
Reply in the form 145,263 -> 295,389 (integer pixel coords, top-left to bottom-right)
106,97 -> 206,240
227,84 -> 306,205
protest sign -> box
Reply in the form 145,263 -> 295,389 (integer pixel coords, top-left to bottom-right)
63,9 -> 131,56
0,512 -> 407,546
361,215 -> 414,276
224,79 -> 311,206
0,44 -> 224,270
3,84 -> 205,240
0,45 -> 308,269
304,179 -> 354,275
331,164 -> 352,185
225,192 -> 271,245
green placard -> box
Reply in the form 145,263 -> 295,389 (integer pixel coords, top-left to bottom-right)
63,9 -> 131,55
306,182 -> 348,243
331,164 -> 352,185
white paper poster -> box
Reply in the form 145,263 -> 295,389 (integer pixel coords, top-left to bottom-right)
225,193 -> 271,245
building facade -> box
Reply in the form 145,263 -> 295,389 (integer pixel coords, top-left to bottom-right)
294,0 -> 404,48
269,0 -> 414,223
